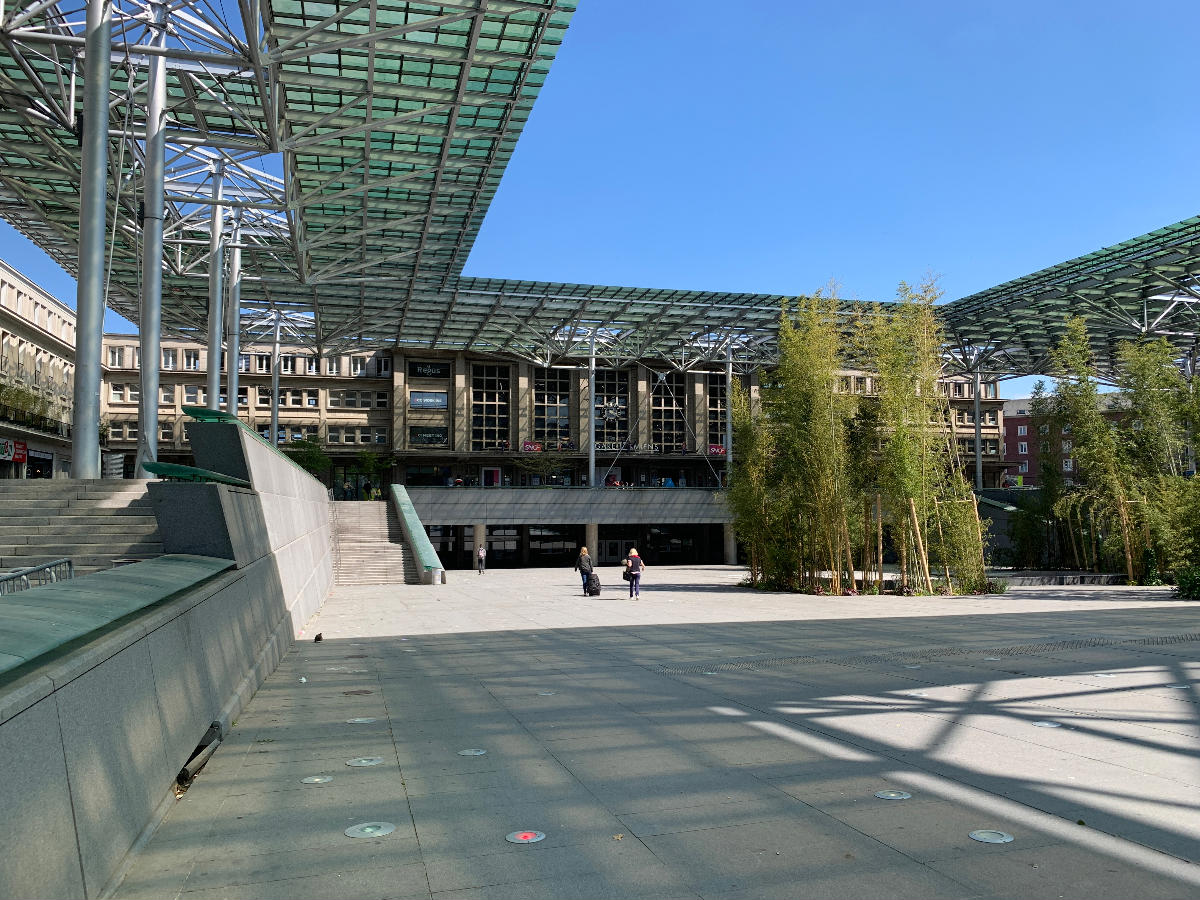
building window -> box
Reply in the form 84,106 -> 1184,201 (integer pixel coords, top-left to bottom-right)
1018,461 -> 1029,473
651,370 -> 687,452
238,386 -> 248,407
127,384 -> 140,403
1063,458 -> 1074,472
280,355 -> 295,374
306,389 -> 319,407
1062,441 -> 1072,454
327,356 -> 340,376
184,384 -> 204,405
238,354 -> 250,373
986,439 -> 999,455
184,350 -> 200,371
161,349 -> 176,370
1038,423 -> 1050,435
305,355 -> 318,374
257,425 -> 271,441
593,368 -> 629,445
984,382 -> 998,398
533,368 -> 571,444
376,392 -> 388,408
410,390 -> 448,409
107,347 -> 125,368
707,373 -> 727,448
377,356 -> 391,376
257,386 -> 272,407
1017,424 -> 1027,436
159,422 -> 173,442
374,427 -> 388,445
1017,441 -> 1028,455
126,421 -> 138,440
351,356 -> 368,377
328,426 -> 341,444
110,383 -> 125,402
952,382 -> 965,398
984,410 -> 997,425
160,384 -> 175,405
471,364 -> 511,451
256,354 -> 271,373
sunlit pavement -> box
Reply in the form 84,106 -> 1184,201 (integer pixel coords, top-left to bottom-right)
116,566 -> 1200,900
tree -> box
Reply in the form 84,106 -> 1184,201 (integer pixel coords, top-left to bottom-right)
284,437 -> 331,477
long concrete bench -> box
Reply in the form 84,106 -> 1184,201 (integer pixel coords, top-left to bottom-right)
0,555 -> 235,680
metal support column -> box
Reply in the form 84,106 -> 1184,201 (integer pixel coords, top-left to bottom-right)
973,369 -> 983,491
587,330 -> 596,488
270,312 -> 281,445
135,0 -> 167,477
204,161 -> 225,409
70,0 -> 112,479
224,208 -> 243,414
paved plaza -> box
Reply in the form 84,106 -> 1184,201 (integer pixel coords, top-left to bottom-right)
115,566 -> 1200,899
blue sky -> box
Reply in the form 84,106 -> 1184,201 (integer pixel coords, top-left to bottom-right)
4,0 -> 1199,395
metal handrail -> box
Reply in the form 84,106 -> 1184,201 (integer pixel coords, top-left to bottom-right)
0,558 -> 74,595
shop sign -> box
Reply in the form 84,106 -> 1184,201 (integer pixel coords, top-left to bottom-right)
707,443 -> 727,456
0,439 -> 27,462
409,390 -> 448,409
521,440 -> 543,452
594,441 -> 660,453
409,426 -> 448,446
408,361 -> 450,379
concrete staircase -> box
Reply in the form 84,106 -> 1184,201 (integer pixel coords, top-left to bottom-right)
331,501 -> 418,585
0,479 -> 164,576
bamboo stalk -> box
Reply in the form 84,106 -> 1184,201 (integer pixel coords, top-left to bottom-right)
908,497 -> 935,593
932,497 -> 953,593
862,497 -> 872,591
842,515 -> 857,592
899,519 -> 909,593
876,493 -> 884,593
1065,506 -> 1081,569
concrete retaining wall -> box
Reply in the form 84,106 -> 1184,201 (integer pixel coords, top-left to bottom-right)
0,420 -> 333,899
406,485 -> 730,525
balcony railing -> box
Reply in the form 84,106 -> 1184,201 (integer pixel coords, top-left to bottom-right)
0,402 -> 72,438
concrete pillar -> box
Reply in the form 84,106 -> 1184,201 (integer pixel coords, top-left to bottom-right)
392,352 -> 405,453
473,523 -> 486,561
723,522 -> 738,565
204,162 -> 225,409
453,353 -> 470,451
691,373 -> 706,454
634,365 -> 651,448
585,522 -> 598,554
517,361 -> 531,447
973,370 -> 983,490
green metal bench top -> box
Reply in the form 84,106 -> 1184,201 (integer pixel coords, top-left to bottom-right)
0,555 -> 235,681
181,405 -> 241,424
142,461 -> 252,488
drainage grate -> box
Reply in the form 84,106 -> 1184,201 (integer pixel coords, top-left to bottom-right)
654,633 -> 1200,677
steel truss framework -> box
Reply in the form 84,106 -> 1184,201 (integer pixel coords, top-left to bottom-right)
2,0 -> 1200,378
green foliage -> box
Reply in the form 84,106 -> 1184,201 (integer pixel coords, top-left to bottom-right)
1175,568 -> 1200,601
0,383 -> 50,418
728,276 -> 989,596
283,437 -> 331,476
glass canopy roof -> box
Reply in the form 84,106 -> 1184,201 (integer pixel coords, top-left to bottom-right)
1,0 -> 1198,374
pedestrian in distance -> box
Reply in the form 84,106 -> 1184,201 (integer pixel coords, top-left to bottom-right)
574,546 -> 594,595
477,543 -> 487,574
342,479 -> 352,500
623,547 -> 645,599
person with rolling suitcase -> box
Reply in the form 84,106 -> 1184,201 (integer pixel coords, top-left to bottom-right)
575,546 -> 598,596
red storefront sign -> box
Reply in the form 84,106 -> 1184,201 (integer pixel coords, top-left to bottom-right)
521,440 -> 543,452
13,441 -> 26,463
707,443 -> 727,457
0,439 -> 27,462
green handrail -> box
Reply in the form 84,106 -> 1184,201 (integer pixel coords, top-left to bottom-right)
389,484 -> 445,584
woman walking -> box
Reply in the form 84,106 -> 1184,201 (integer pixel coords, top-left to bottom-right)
623,548 -> 645,599
574,546 -> 594,595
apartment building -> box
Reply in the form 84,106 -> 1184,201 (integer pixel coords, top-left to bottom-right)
0,260 -> 75,478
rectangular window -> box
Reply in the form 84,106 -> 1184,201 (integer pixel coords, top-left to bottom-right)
327,356 -> 341,376
411,390 -> 448,409
184,384 -> 200,404
472,364 -> 511,450
1018,461 -> 1029,473
306,389 -> 319,407
110,383 -> 125,402
359,427 -> 373,444
1063,458 -> 1074,472
1017,424 -> 1027,436
256,354 -> 271,373
280,355 -> 295,375
127,384 -> 140,403
1018,441 -> 1028,455
237,386 -> 248,407
160,384 -> 175,405
651,370 -> 687,452
305,425 -> 318,440
1062,423 -> 1072,434
984,382 -> 998,398
329,391 -> 342,408
351,356 -> 368,377
159,422 -> 173,442
257,386 -> 272,407
533,368 -> 572,444
328,426 -> 341,444
376,392 -> 389,408
288,389 -> 303,407
238,354 -> 250,373
1062,441 -> 1072,454
1038,423 -> 1050,435
161,349 -> 176,370
342,428 -> 357,444
593,368 -> 629,445
257,425 -> 271,441
302,355 -> 316,374
180,350 -> 197,371
107,347 -> 125,368
707,373 -> 727,448
986,439 -> 999,455
952,382 -> 965,398
377,356 -> 391,376
984,410 -> 997,425
374,427 -> 388,445
126,421 -> 138,440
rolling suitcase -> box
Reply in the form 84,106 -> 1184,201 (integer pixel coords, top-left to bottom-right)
585,572 -> 601,596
